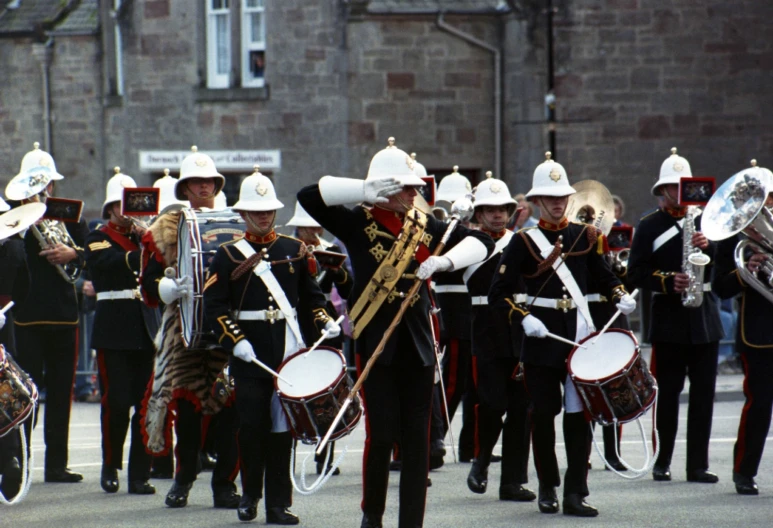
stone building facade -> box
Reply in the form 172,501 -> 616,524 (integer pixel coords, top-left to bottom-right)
1,0 -> 771,223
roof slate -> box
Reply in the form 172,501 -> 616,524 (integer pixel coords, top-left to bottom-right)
0,0 -> 89,36
53,0 -> 98,34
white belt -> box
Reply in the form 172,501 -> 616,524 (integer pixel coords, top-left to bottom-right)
513,294 -> 576,311
235,307 -> 297,322
96,289 -> 140,301
432,284 -> 468,294
655,283 -> 712,295
586,293 -> 607,303
471,296 -> 488,306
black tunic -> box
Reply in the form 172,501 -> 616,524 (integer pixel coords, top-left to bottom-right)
0,236 -> 30,353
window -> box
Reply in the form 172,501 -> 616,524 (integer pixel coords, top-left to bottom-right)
204,0 -> 266,90
241,0 -> 266,88
206,0 -> 231,89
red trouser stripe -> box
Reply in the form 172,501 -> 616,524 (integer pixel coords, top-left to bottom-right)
650,345 -> 659,451
96,349 -> 113,467
734,352 -> 752,472
444,339 -> 459,406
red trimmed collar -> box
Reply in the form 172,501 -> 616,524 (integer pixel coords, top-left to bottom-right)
106,221 -> 131,235
372,205 -> 405,221
538,218 -> 569,231
662,205 -> 687,218
245,230 -> 277,244
482,228 -> 507,239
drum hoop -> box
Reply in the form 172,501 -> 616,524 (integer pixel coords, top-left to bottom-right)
274,346 -> 348,398
567,328 -> 640,384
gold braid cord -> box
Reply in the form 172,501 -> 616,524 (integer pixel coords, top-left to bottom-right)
521,225 -> 594,279
231,253 -> 263,281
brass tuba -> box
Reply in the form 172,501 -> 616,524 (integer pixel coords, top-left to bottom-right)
702,160 -> 773,303
566,180 -> 616,235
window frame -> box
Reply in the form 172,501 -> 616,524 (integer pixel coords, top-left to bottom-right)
205,0 -> 232,89
240,0 -> 266,89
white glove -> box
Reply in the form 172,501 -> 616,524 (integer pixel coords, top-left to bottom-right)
363,177 -> 403,204
0,312 -> 6,331
323,319 -> 341,339
616,293 -> 637,315
522,314 -> 548,338
233,340 -> 257,364
416,256 -> 453,280
158,276 -> 192,305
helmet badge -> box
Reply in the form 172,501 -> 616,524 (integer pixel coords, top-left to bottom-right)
549,168 -> 562,182
490,182 -> 502,194
256,183 -> 268,196
195,156 -> 208,167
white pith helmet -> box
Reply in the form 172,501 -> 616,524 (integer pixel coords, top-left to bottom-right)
214,191 -> 228,209
473,171 -> 517,216
525,151 -> 576,198
102,167 -> 137,219
286,201 -> 321,227
651,147 -> 692,196
232,165 -> 284,212
16,141 -> 64,181
366,137 -> 425,186
411,153 -> 428,178
175,145 -> 225,200
436,166 -> 473,205
153,169 -> 190,214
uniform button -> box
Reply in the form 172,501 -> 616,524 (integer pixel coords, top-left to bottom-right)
562,287 -> 567,292
268,296 -> 274,301
559,244 -> 564,249
562,294 -> 568,299
229,325 -> 236,329
234,330 -> 240,335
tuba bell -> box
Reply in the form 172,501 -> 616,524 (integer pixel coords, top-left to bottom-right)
702,160 -> 773,303
565,180 -> 616,236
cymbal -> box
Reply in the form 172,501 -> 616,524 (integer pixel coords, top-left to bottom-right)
566,180 -> 615,236
0,203 -> 46,241
5,167 -> 54,201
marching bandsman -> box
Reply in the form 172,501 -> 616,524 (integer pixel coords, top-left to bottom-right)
285,200 -> 353,475
5,142 -> 88,483
628,147 -> 723,484
205,171 -> 340,524
140,147 -> 240,509
430,166 -> 477,464
463,173 -> 535,503
488,152 -> 636,517
711,160 -> 773,495
85,169 -> 157,495
298,138 -> 494,528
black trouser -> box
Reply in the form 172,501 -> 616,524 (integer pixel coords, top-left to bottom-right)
473,356 -> 531,488
174,398 -> 239,493
650,341 -> 718,473
357,331 -> 435,528
234,377 -> 292,508
97,348 -> 154,481
734,344 -> 773,479
430,385 -> 445,448
523,364 -> 590,497
14,324 -> 78,472
459,373 -> 478,459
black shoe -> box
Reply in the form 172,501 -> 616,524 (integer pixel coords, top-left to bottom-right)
605,459 -> 628,472
734,473 -> 759,496
467,460 -> 488,494
1,457 -> 22,498
165,481 -> 192,508
458,449 -> 473,463
687,469 -> 719,483
499,484 -> 537,502
429,455 -> 445,470
490,454 -> 502,463
538,485 -> 559,514
315,461 -> 341,476
430,439 -> 446,458
100,466 -> 119,493
238,494 -> 259,521
44,468 -> 83,483
128,480 -> 156,495
389,460 -> 402,471
149,468 -> 174,479
213,488 -> 242,508
266,507 -> 299,525
361,513 -> 383,528
563,494 -> 599,517
199,451 -> 217,471
652,465 -> 672,481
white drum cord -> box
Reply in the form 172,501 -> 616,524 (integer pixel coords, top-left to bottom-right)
0,406 -> 35,505
590,389 -> 661,480
289,436 -> 350,495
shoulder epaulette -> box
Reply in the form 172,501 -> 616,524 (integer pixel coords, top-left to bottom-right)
515,226 -> 537,234
219,238 -> 240,248
278,233 -> 303,245
639,209 -> 659,221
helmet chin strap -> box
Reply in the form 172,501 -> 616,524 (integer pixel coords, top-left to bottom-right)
245,212 -> 275,235
394,194 -> 412,213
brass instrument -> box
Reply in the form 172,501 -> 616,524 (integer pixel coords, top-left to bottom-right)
702,160 -> 773,303
605,248 -> 630,275
566,180 -> 615,236
681,205 -> 710,307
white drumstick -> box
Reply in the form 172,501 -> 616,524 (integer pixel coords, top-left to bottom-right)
316,397 -> 352,456
303,315 -> 345,358
591,288 -> 640,345
250,357 -> 293,386
1,300 -> 14,314
546,331 -> 587,349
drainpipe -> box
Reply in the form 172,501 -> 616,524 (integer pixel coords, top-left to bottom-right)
436,13 -> 502,178
31,38 -> 55,152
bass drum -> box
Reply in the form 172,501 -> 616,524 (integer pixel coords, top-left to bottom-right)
0,344 -> 38,438
177,208 -> 244,348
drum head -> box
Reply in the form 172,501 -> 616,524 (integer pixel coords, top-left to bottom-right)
569,330 -> 637,382
177,210 -> 196,346
277,348 -> 344,398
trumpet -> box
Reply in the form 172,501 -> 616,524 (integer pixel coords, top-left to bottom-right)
31,218 -> 83,284
605,248 -> 630,275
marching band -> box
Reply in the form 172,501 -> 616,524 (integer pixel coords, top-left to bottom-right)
0,138 -> 771,528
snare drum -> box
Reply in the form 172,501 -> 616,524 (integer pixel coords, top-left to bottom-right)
177,208 -> 244,348
567,329 -> 656,426
275,346 -> 362,445
0,345 -> 38,438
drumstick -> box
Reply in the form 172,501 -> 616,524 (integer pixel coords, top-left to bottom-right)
1,300 -> 14,314
591,288 -> 639,345
302,315 -> 346,358
316,398 -> 352,456
250,357 -> 293,386
545,331 -> 587,349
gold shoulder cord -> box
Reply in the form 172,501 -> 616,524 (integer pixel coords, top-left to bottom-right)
349,208 -> 428,339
